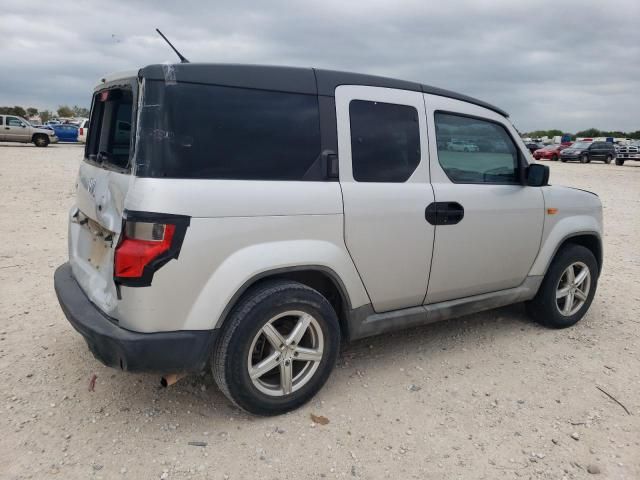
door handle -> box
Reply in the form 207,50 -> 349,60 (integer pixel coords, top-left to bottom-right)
425,202 -> 464,226
4,127 -> 9,130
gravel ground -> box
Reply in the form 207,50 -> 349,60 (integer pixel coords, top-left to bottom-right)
0,143 -> 639,480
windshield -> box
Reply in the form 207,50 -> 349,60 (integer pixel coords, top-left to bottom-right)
571,142 -> 591,149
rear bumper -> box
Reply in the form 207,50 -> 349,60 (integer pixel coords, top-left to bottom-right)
54,262 -> 216,373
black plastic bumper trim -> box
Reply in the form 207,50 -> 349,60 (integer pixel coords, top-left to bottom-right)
54,262 -> 215,373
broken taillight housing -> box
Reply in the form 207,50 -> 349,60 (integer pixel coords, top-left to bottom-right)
114,221 -> 176,279
114,213 -> 190,287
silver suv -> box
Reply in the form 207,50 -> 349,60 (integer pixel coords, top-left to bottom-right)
54,64 -> 603,415
0,115 -> 58,146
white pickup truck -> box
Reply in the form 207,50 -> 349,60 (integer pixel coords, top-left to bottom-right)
615,143 -> 640,165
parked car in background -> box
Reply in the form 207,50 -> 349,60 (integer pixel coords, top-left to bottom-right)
0,115 -> 58,146
446,140 -> 479,152
533,144 -> 568,161
524,142 -> 543,154
615,144 -> 639,165
51,124 -> 79,142
55,64 -> 603,416
560,141 -> 616,164
78,119 -> 89,144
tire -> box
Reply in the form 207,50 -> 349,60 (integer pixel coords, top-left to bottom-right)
560,158 -> 567,163
526,244 -> 598,329
551,155 -> 558,162
605,155 -> 612,164
33,135 -> 49,147
615,159 -> 624,166
580,154 -> 589,164
212,280 -> 340,416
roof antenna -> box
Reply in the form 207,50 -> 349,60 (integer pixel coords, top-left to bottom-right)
155,28 -> 190,63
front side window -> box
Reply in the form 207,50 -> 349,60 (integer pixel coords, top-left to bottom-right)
434,112 -> 520,184
7,117 -> 24,127
137,81 -> 321,180
86,87 -> 134,170
349,100 -> 420,182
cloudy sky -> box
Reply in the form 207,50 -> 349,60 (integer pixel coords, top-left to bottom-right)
1,0 -> 639,132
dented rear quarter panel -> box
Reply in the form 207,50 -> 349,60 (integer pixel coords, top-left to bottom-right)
112,179 -> 370,332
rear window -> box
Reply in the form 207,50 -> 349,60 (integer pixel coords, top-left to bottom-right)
86,87 -> 134,171
136,80 -> 322,180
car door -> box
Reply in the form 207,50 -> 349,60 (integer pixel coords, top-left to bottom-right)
423,95 -> 545,304
335,85 -> 435,312
0,116 -> 5,141
4,116 -> 30,142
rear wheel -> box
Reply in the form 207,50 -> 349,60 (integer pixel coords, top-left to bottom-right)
580,154 -> 589,164
212,280 -> 340,415
615,158 -> 625,166
526,244 -> 598,328
33,135 -> 49,147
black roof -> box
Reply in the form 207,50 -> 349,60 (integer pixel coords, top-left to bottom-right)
139,63 -> 508,117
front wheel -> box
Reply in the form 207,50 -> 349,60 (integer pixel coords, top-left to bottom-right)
526,244 -> 598,329
580,154 -> 589,164
212,280 -> 340,415
615,158 -> 625,166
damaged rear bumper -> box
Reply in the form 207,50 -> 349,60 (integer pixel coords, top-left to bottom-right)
54,262 -> 216,373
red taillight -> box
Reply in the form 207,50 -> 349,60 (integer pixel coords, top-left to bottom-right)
115,223 -> 176,278
79,127 -> 84,136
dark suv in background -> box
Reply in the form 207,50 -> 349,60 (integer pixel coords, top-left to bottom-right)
560,141 -> 616,164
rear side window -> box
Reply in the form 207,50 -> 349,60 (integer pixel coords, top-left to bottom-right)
434,112 -> 520,184
137,81 -> 321,180
349,100 -> 420,182
86,88 -> 134,170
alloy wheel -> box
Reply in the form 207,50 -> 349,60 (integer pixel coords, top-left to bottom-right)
556,262 -> 591,316
247,311 -> 324,396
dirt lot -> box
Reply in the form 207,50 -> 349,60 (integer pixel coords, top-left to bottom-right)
0,143 -> 638,479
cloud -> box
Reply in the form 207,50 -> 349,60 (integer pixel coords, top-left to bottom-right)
1,0 -> 638,132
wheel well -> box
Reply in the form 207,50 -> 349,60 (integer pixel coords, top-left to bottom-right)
223,268 -> 351,338
557,234 -> 603,274
32,133 -> 47,141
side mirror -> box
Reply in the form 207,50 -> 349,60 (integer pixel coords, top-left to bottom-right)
21,124 -> 27,128
526,163 -> 549,187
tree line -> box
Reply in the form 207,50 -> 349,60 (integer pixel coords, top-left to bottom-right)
0,105 -> 90,123
524,128 -> 640,140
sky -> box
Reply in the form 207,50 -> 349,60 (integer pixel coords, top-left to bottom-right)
1,0 -> 639,133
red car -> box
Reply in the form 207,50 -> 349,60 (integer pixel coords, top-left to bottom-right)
533,144 -> 570,161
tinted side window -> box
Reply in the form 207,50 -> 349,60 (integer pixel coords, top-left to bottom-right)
349,100 -> 420,182
0,117 -> 3,126
137,81 -> 321,180
434,112 -> 519,184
